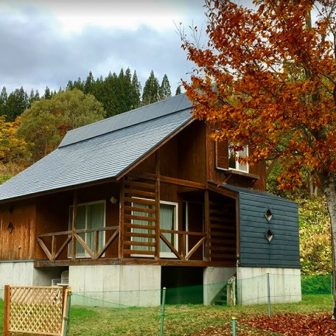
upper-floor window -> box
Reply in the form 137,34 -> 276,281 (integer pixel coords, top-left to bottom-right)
228,145 -> 249,173
216,140 -> 250,174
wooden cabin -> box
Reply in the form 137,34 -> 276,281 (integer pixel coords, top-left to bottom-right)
0,94 -> 300,306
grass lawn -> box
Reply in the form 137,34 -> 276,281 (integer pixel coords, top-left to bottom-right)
0,294 -> 333,335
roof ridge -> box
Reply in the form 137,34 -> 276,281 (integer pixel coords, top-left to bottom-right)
59,94 -> 192,148
59,108 -> 192,149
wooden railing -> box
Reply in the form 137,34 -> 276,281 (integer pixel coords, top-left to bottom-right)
159,229 -> 206,261
37,226 -> 119,261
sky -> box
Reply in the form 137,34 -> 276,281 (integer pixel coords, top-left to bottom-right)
0,0 -> 207,94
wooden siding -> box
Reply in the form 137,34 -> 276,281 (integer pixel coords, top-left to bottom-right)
0,201 -> 36,260
132,121 -> 207,184
238,192 -> 300,268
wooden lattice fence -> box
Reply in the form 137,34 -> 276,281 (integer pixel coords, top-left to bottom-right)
3,285 -> 71,336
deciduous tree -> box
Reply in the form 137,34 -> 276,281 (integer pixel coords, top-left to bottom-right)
17,89 -> 105,161
182,0 -> 336,314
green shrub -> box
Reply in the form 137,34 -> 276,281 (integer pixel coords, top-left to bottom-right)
301,274 -> 332,295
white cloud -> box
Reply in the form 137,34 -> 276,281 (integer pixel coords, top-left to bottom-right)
0,0 -> 205,92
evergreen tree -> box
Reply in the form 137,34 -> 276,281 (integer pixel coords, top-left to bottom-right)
29,89 -> 40,105
72,77 -> 84,91
100,72 -> 119,117
175,85 -> 182,95
6,87 -> 29,121
142,70 -> 160,105
44,86 -> 52,99
66,81 -> 74,90
131,71 -> 141,108
84,71 -> 95,94
0,87 -> 8,116
159,74 -> 171,100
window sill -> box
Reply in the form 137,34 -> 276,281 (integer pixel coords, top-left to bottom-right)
215,167 -> 259,180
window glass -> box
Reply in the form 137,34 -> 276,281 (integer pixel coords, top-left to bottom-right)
69,201 -> 105,257
228,145 -> 249,172
86,202 -> 105,252
160,203 -> 176,254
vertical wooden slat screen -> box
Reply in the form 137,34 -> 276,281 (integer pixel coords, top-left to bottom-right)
215,140 -> 229,169
208,194 -> 236,263
122,176 -> 158,257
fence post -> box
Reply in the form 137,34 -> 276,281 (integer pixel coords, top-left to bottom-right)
231,316 -> 237,336
62,289 -> 72,336
267,273 -> 272,317
3,285 -> 10,336
160,287 -> 167,336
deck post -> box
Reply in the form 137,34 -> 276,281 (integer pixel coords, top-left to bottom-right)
70,190 -> 78,260
118,179 -> 125,260
155,151 -> 161,260
204,190 -> 210,261
4,285 -> 10,336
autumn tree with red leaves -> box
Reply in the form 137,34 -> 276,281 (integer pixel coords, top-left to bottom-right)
182,0 -> 336,315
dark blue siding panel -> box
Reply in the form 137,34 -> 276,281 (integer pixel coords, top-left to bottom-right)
238,191 -> 300,268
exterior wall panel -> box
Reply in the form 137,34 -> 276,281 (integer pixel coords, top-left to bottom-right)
238,190 -> 300,268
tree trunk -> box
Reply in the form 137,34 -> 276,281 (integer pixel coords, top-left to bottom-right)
322,174 -> 336,319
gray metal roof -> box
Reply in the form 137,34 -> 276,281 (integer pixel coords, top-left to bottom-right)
60,94 -> 192,147
0,95 -> 193,201
222,184 -> 297,205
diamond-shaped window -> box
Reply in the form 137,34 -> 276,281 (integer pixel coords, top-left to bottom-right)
265,229 -> 274,243
265,209 -> 273,222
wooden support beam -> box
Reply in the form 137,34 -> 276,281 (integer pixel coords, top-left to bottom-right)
155,151 -> 161,260
37,237 -> 53,261
54,236 -> 72,260
160,233 -> 181,259
204,190 -> 210,261
130,173 -> 206,190
71,190 -> 78,260
51,236 -> 56,260
74,233 -> 95,258
4,285 -> 10,336
186,237 -> 206,260
96,228 -> 119,259
118,180 -> 125,260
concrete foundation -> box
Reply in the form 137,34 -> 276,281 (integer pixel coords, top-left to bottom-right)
203,267 -> 236,304
237,267 -> 301,304
69,265 -> 161,307
0,262 -> 301,307
0,261 -> 64,298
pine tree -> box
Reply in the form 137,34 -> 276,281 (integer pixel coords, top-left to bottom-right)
142,71 -> 160,105
6,87 -> 29,121
131,71 -> 141,108
84,71 -> 95,94
175,85 -> 182,95
159,74 -> 171,100
29,90 -> 40,105
0,87 -> 8,116
44,86 -> 52,99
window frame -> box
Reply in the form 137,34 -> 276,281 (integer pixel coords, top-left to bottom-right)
68,200 -> 106,258
228,144 -> 249,173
